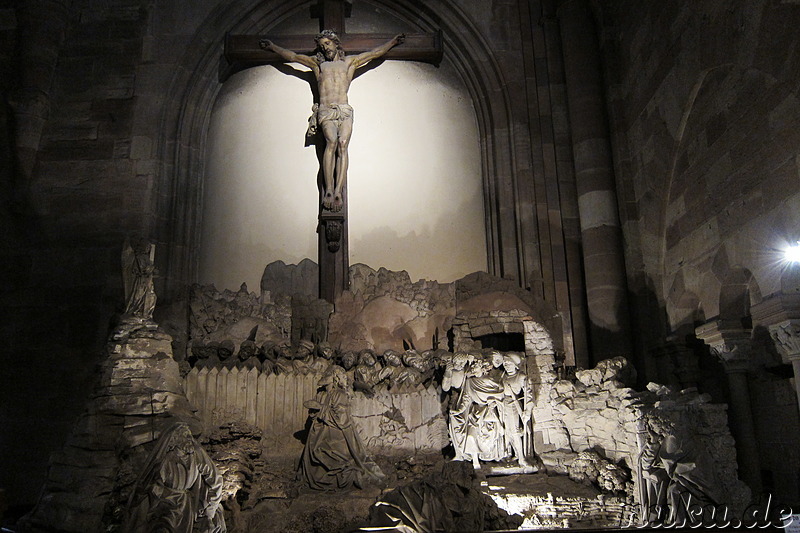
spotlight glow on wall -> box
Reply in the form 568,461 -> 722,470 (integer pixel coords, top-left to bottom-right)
784,241 -> 800,263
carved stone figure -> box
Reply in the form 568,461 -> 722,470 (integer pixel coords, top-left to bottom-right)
445,352 -> 533,469
271,340 -> 295,374
122,422 -> 226,533
121,237 -> 157,320
378,349 -> 416,389
291,339 -> 315,374
259,31 -> 404,211
235,340 -> 261,371
367,461 -> 523,532
353,349 -> 383,389
639,416 -> 722,526
403,349 -> 435,387
339,350 -> 357,371
310,341 -> 334,374
443,352 -> 472,460
219,340 -> 238,370
499,353 -> 531,467
456,359 -> 506,469
192,342 -> 220,370
298,366 -> 385,490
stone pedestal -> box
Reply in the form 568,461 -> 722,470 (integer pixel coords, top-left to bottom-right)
695,320 -> 761,493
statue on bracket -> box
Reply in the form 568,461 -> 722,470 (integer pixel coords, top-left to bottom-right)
260,30 -> 404,212
121,236 -> 157,320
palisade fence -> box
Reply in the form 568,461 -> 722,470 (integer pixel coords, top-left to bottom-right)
183,367 -> 449,453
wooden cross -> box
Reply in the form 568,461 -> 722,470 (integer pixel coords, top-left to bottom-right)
222,0 -> 442,305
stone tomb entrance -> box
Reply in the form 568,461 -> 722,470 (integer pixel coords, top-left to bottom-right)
452,310 -> 555,358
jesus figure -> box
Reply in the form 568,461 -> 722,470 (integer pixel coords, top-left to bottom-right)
260,30 -> 405,212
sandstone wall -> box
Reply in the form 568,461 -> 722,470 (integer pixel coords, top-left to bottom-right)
599,0 -> 800,502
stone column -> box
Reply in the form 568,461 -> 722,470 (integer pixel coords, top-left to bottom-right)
557,0 -> 632,361
695,321 -> 762,493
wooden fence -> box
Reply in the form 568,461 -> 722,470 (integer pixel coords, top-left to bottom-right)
184,367 -> 448,453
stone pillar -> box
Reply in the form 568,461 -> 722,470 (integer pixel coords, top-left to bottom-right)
557,0 -> 632,361
695,321 -> 762,493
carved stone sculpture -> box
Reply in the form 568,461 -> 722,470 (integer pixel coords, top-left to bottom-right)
378,349 -> 417,389
297,366 -> 385,490
122,422 -> 226,533
259,31 -> 404,211
235,340 -> 261,371
638,415 -> 722,526
353,349 -> 383,389
445,352 -> 532,469
367,461 -> 523,532
121,237 -> 157,320
457,358 -> 506,469
499,353 -> 532,467
404,349 -> 435,387
309,341 -> 334,374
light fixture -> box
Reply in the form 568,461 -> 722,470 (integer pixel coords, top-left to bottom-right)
784,241 -> 800,263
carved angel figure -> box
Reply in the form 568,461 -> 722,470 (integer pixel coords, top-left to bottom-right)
122,236 -> 157,319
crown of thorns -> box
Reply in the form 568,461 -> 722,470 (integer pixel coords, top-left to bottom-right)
315,29 -> 342,46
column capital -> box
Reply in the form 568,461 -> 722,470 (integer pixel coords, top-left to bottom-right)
695,320 -> 752,371
768,319 -> 800,361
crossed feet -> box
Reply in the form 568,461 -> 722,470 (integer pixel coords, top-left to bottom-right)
322,190 -> 344,212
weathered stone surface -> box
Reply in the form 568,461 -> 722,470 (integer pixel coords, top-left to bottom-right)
542,356 -> 750,517
329,264 -> 456,353
21,318 -> 200,532
261,258 -> 318,299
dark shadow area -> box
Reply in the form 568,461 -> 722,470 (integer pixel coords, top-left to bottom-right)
475,331 -> 525,352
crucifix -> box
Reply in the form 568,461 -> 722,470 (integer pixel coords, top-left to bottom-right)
223,0 -> 442,304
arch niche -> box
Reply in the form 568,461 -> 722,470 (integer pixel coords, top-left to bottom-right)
155,0 -> 523,297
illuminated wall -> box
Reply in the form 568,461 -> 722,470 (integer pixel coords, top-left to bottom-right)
200,59 -> 486,292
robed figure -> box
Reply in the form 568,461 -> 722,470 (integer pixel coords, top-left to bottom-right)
298,366 -> 385,490
444,352 -> 532,469
123,422 -> 226,533
639,418 -> 722,526
121,236 -> 157,319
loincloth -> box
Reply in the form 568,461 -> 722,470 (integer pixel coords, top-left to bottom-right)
306,103 -> 353,137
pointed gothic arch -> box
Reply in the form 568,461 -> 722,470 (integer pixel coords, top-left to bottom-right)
152,0 -> 525,299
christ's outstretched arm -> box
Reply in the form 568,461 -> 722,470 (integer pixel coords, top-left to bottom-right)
350,34 -> 405,70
